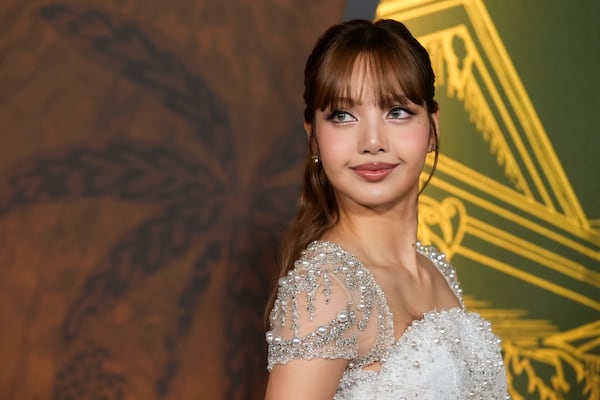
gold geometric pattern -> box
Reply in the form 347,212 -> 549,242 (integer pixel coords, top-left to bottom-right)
377,1 -> 600,399
418,195 -> 467,258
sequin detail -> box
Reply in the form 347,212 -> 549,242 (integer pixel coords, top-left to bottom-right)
335,308 -> 509,399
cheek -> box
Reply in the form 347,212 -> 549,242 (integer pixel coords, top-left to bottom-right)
315,127 -> 353,165
319,141 -> 350,170
390,127 -> 430,155
409,120 -> 433,150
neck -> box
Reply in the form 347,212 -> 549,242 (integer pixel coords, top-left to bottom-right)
323,199 -> 421,270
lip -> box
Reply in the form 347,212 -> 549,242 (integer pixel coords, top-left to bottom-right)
351,162 -> 398,182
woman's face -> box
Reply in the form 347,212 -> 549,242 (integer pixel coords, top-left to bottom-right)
308,64 -> 437,213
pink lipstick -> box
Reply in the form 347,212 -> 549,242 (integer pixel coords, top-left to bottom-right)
351,162 -> 397,182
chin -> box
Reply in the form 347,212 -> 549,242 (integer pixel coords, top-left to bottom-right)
354,196 -> 400,210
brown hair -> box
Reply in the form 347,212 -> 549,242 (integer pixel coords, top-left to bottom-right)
267,19 -> 439,314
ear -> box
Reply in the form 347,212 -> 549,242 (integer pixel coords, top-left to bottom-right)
304,121 -> 312,141
429,109 -> 440,146
304,121 -> 318,154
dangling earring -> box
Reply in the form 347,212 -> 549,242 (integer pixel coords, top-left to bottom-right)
310,154 -> 320,163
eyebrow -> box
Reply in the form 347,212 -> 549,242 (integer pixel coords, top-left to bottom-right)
331,97 -> 356,107
324,94 -> 413,110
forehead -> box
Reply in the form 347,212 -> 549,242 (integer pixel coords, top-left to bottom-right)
352,58 -> 397,98
330,55 -> 408,107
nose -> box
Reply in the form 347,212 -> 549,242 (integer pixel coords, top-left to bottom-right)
358,118 -> 387,154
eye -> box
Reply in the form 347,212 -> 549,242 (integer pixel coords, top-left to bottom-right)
387,106 -> 414,120
325,110 -> 356,123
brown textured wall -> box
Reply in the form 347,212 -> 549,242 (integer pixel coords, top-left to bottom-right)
0,1 -> 345,399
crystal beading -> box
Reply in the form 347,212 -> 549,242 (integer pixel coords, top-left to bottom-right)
266,241 -> 510,399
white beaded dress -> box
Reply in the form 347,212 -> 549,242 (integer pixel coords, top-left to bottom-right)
266,240 -> 510,399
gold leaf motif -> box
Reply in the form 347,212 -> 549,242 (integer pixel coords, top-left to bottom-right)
418,196 -> 467,258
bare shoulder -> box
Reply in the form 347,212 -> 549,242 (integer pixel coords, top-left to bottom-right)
265,358 -> 347,399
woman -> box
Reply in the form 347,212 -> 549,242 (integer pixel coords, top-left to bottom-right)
264,19 -> 510,399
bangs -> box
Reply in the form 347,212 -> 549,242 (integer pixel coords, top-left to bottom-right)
313,40 -> 428,112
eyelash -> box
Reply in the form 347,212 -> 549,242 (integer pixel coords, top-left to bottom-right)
325,110 -> 353,122
325,106 -> 415,122
387,106 -> 415,119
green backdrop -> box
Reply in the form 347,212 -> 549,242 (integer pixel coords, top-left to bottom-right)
376,0 -> 599,399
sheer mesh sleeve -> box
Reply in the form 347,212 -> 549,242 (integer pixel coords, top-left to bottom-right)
266,262 -> 359,371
